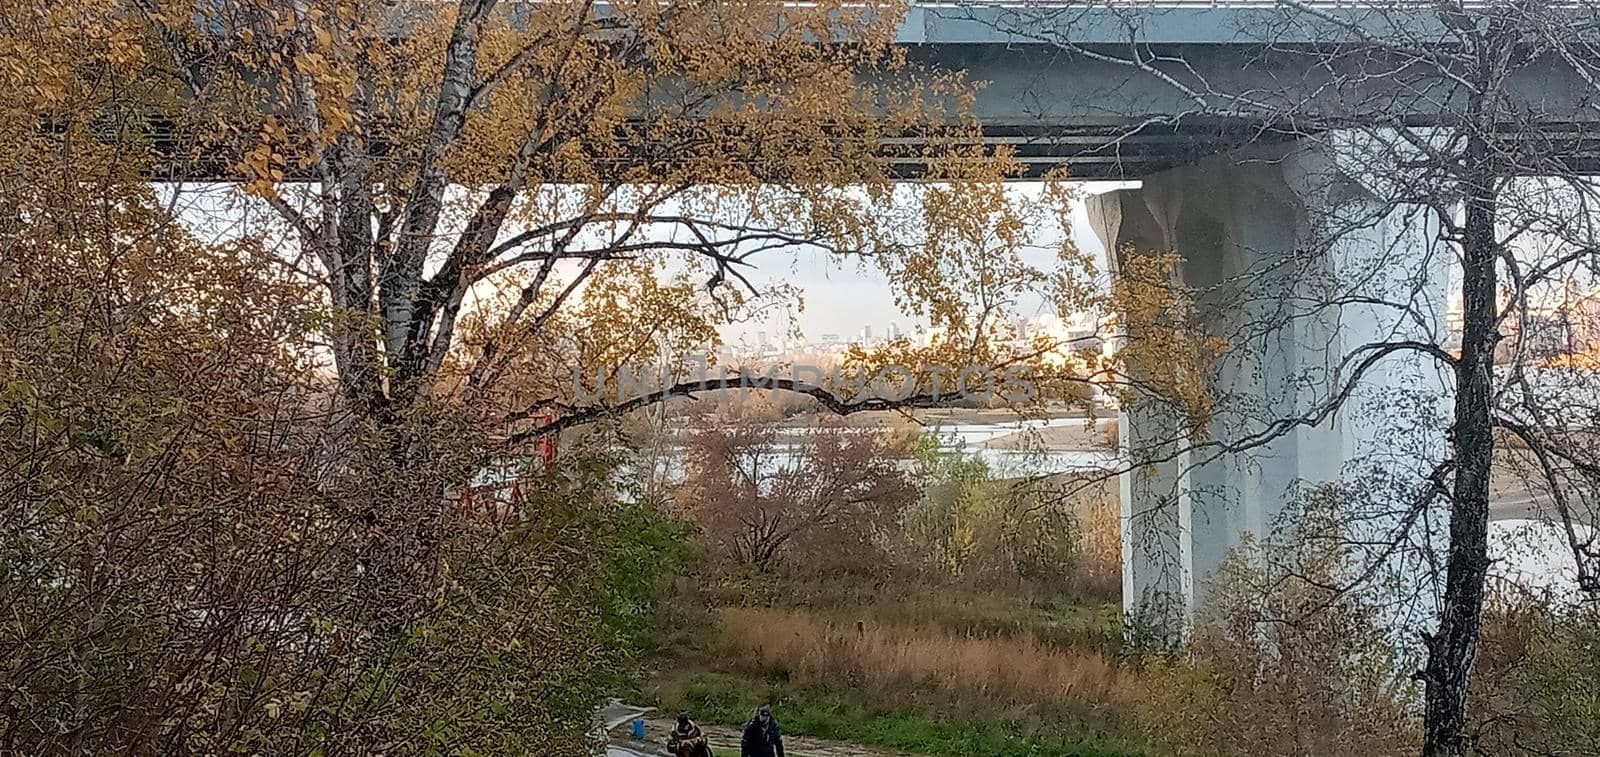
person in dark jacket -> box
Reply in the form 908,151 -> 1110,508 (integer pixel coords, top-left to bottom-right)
668,712 -> 713,757
739,705 -> 784,757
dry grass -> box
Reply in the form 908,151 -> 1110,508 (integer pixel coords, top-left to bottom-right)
716,607 -> 1139,712
1076,492 -> 1122,601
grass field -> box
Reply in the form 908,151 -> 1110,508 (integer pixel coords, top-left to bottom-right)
644,671 -> 1147,757
631,590 -> 1150,757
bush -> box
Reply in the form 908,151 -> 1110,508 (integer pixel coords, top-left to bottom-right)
899,436 -> 1116,601
675,417 -> 916,574
0,196 -> 644,755
1471,592 -> 1600,755
1136,489 -> 1421,756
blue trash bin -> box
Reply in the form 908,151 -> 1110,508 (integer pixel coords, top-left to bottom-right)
631,718 -> 646,740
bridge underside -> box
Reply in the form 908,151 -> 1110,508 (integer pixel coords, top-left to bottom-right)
901,122 -> 1305,179
921,121 -> 1600,180
141,117 -> 1600,183
141,120 -> 1309,183
130,4 -> 1600,181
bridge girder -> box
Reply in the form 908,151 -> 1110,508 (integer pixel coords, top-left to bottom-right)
126,3 -> 1600,181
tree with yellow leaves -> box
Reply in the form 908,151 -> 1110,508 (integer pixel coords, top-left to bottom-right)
2,1 -> 1201,753
112,0 -> 1083,428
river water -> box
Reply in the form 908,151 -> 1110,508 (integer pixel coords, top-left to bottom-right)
638,416 -> 1120,482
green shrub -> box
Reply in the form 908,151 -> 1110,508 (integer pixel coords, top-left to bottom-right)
1136,488 -> 1421,756
1472,593 -> 1600,755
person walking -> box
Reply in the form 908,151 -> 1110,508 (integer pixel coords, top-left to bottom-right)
739,705 -> 784,757
668,712 -> 713,757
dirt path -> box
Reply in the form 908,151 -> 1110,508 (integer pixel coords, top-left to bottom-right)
609,718 -> 909,757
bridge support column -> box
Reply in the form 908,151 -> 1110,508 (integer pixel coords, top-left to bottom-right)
1087,132 -> 1452,640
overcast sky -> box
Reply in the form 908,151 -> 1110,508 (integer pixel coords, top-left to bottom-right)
718,183 -> 1125,346
164,181 -> 1128,348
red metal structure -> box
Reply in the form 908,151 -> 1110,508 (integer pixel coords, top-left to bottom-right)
458,413 -> 556,521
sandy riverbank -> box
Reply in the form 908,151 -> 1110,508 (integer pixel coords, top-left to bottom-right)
981,418 -> 1117,452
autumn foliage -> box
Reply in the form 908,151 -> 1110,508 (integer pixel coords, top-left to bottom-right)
677,415 -> 916,572
0,183 -> 635,753
0,0 -> 1215,752
0,0 -> 1061,751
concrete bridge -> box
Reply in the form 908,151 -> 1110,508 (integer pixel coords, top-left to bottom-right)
148,2 -> 1599,632
896,2 -> 1600,177
899,2 -> 1597,635
151,2 -> 1600,180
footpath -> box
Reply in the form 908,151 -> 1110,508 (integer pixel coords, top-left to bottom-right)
597,701 -> 906,757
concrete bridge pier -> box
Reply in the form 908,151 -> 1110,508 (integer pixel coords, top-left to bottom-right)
1087,132 -> 1453,639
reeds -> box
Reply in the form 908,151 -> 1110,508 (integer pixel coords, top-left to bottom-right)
716,607 -> 1138,711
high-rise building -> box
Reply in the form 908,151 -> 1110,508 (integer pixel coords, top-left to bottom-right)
886,322 -> 901,341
